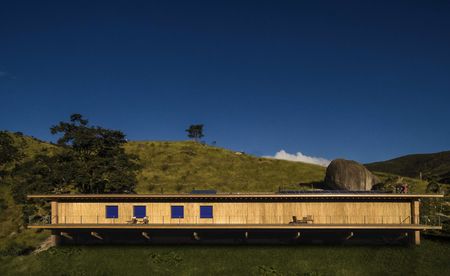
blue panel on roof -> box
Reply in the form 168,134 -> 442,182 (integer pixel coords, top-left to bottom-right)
106,206 -> 118,218
171,206 -> 184,218
200,206 -> 213,218
190,190 -> 217,194
133,206 -> 146,218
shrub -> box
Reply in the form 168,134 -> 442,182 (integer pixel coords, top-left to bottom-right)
0,241 -> 34,256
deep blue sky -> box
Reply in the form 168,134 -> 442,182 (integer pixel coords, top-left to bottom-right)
1,0 -> 449,163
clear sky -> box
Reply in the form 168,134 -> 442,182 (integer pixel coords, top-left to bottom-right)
1,0 -> 449,164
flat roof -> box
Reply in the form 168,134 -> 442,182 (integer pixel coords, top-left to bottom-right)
27,193 -> 444,201
28,223 -> 442,230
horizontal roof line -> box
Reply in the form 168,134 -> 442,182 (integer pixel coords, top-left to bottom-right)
27,193 -> 444,199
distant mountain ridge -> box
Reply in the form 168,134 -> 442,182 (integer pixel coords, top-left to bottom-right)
366,151 -> 450,183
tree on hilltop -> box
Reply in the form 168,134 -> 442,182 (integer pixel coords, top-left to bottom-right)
185,124 -> 204,142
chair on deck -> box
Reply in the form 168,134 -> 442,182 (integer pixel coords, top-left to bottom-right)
289,216 -> 300,224
127,217 -> 138,224
289,215 -> 314,224
303,215 -> 314,224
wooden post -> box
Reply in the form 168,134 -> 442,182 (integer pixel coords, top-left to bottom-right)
413,231 -> 421,245
50,230 -> 61,246
49,201 -> 59,246
412,200 -> 420,224
411,200 -> 421,245
51,201 -> 58,224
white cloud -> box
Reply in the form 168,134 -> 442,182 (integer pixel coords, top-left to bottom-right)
265,150 -> 331,167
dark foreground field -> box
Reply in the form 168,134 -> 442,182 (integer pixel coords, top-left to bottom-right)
1,239 -> 449,275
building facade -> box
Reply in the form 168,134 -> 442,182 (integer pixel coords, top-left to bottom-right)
28,193 -> 443,245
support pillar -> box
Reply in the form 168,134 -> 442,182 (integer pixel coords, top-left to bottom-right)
50,230 -> 61,246
51,201 -> 58,224
414,231 -> 421,245
411,200 -> 421,245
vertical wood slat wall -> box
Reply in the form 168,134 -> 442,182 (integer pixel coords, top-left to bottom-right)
56,201 -> 412,225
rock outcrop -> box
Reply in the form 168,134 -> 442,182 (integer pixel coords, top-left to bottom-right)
325,159 -> 379,191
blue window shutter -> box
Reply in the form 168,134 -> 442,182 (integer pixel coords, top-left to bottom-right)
133,206 -> 146,218
106,206 -> 118,218
200,206 -> 213,218
171,206 -> 184,218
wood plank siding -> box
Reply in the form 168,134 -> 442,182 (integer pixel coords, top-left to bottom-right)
55,201 -> 412,225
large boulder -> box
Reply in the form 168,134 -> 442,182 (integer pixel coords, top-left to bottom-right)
325,159 -> 379,191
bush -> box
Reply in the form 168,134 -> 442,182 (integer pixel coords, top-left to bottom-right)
0,241 -> 34,256
426,182 -> 441,193
0,198 -> 7,210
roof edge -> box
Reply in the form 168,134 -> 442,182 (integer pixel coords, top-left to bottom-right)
27,193 -> 445,200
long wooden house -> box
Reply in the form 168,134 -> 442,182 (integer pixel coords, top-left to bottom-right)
27,192 -> 443,245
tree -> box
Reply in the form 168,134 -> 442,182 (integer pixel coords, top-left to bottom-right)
12,153 -> 66,202
185,124 -> 204,142
0,131 -> 20,179
13,114 -> 140,200
50,114 -> 141,193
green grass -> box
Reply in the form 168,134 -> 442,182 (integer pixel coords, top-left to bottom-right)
125,141 -> 326,193
1,239 -> 449,275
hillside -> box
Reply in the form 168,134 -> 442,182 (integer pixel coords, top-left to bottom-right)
1,133 -> 449,275
3,132 -> 326,194
366,151 -> 450,183
125,141 -> 326,193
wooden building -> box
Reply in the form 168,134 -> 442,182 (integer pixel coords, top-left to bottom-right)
27,193 -> 443,245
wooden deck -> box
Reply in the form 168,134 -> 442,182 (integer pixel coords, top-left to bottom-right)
28,223 -> 442,230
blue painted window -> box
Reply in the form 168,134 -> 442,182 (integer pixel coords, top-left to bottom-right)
200,206 -> 213,218
133,206 -> 146,218
106,205 -> 118,218
171,206 -> 184,218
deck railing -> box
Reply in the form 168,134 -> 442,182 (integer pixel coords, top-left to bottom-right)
28,215 -> 441,226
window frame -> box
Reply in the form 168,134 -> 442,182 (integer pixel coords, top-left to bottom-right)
200,205 -> 213,219
105,205 -> 119,219
171,206 -> 184,219
133,205 -> 147,218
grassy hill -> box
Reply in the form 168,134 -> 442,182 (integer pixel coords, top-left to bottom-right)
125,141 -> 326,193
366,151 -> 450,184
